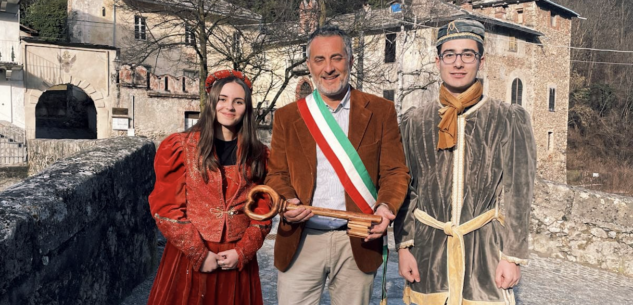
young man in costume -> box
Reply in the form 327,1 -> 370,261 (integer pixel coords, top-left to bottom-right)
265,25 -> 409,305
395,19 -> 536,305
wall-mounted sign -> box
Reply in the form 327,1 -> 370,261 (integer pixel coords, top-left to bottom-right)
112,117 -> 129,130
112,107 -> 129,117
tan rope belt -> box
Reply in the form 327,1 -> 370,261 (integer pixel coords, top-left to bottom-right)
413,208 -> 505,305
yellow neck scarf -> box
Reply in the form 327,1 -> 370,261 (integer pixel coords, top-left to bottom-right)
437,81 -> 483,150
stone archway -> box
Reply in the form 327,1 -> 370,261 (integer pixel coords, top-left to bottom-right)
25,77 -> 108,140
35,84 -> 97,139
295,77 -> 313,101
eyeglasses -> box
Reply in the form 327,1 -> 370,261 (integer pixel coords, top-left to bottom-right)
440,51 -> 481,64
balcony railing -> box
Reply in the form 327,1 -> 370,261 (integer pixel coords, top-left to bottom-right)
0,122 -> 27,165
0,40 -> 20,64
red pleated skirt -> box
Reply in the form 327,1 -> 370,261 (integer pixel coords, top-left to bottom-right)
147,240 -> 264,305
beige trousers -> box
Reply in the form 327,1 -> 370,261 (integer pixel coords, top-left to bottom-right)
277,228 -> 376,305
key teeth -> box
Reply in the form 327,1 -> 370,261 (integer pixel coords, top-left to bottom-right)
347,219 -> 373,239
278,199 -> 288,214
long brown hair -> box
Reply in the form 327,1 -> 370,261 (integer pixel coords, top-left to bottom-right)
188,76 -> 266,183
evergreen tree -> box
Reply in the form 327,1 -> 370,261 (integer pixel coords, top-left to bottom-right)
21,0 -> 68,41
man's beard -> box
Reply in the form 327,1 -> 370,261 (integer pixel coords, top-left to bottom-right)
315,72 -> 350,98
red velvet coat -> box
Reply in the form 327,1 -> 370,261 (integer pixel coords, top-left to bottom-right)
149,132 -> 271,271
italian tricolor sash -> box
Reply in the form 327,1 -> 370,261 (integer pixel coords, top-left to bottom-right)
298,89 -> 389,305
297,90 -> 378,214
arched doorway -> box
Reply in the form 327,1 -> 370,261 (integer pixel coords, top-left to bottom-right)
35,84 -> 97,139
295,78 -> 313,101
299,82 -> 312,98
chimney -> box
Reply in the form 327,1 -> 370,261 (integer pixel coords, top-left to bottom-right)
299,0 -> 319,35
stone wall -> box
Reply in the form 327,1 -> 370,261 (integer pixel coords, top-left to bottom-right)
531,178 -> 633,276
0,137 -> 157,305
27,139 -> 101,175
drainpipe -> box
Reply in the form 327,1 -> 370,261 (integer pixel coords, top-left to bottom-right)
113,4 -> 116,47
128,94 -> 135,136
10,82 -> 13,124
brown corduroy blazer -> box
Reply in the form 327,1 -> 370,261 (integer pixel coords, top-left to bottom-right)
265,88 -> 410,273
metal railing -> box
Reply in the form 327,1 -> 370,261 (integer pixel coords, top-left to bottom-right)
0,40 -> 20,63
0,122 -> 27,165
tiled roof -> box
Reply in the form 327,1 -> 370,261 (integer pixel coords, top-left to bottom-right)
126,0 -> 261,21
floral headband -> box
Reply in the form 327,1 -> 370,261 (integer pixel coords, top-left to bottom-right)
204,69 -> 253,93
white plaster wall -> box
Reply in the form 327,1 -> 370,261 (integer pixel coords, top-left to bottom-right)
0,1 -> 20,65
0,71 -> 26,128
22,42 -> 117,139
68,0 -> 114,46
0,5 -> 24,128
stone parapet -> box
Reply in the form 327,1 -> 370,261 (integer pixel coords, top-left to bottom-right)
27,139 -> 101,175
0,137 -> 157,305
531,178 -> 633,276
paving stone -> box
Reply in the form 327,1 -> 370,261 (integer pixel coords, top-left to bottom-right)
121,230 -> 633,305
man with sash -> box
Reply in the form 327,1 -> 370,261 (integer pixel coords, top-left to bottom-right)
394,19 -> 536,305
266,25 -> 409,304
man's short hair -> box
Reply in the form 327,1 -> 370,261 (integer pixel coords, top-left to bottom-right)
306,25 -> 353,60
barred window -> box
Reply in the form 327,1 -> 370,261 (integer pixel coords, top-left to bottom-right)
135,16 -> 146,40
509,36 -> 517,52
549,88 -> 556,111
384,34 -> 396,63
233,32 -> 242,56
185,24 -> 195,46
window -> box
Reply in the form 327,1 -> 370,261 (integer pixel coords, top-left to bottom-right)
185,24 -> 195,46
299,82 -> 312,99
135,16 -> 147,40
185,112 -> 200,130
183,69 -> 199,79
549,88 -> 556,111
547,131 -> 554,152
164,77 -> 169,91
509,36 -> 517,52
384,33 -> 396,63
383,90 -> 395,102
550,12 -> 558,28
232,32 -> 242,56
301,44 -> 307,59
511,79 -> 523,106
516,9 -> 524,24
102,7 -> 106,17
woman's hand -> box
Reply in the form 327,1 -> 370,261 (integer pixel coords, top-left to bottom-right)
217,249 -> 239,270
199,251 -> 220,273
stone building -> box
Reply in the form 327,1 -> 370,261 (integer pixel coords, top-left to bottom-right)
1,0 -> 261,146
459,0 -> 578,185
5,0 -> 577,182
265,0 -> 577,182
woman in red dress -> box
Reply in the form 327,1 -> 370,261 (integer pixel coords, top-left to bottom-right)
147,70 -> 271,305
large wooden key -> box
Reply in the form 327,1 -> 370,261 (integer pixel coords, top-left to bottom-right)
244,185 -> 382,239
